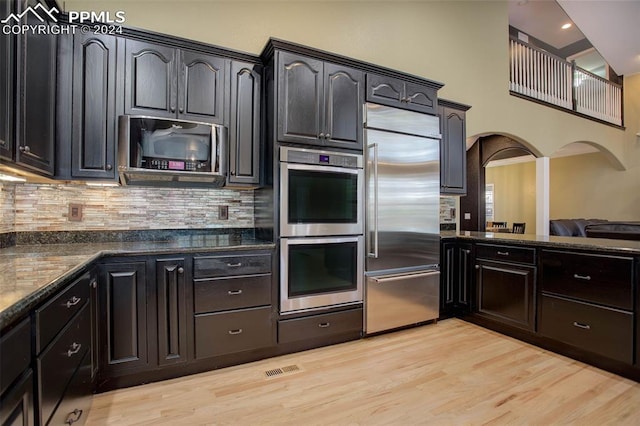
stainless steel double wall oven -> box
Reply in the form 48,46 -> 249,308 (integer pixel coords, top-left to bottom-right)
279,146 -> 365,314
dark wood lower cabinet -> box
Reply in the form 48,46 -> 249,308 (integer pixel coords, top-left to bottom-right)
0,370 -> 33,426
156,258 -> 188,367
278,308 -> 363,344
98,262 -> 149,378
475,259 -> 536,331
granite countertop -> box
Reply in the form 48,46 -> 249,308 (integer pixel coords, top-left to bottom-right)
441,231 -> 640,255
0,235 -> 275,329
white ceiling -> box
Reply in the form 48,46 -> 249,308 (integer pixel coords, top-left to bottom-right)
509,0 -> 640,76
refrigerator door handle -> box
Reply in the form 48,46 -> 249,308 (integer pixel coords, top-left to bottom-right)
367,142 -> 379,258
370,270 -> 440,283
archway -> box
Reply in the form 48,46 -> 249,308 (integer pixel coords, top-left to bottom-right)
460,134 -> 539,232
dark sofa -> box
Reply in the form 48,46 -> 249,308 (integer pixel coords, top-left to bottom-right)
550,219 -> 640,241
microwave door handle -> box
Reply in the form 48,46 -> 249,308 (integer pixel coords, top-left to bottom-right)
367,143 -> 379,258
218,126 -> 228,177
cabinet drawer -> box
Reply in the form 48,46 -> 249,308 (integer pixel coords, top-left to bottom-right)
541,250 -> 633,310
278,308 -> 363,344
194,274 -> 271,313
194,306 -> 273,359
476,244 -> 535,264
36,273 -> 90,353
0,317 -> 31,396
193,254 -> 271,278
48,350 -> 92,426
539,294 -> 633,364
38,304 -> 90,425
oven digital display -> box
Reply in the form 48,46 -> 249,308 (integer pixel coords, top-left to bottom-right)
319,154 -> 330,164
168,161 -> 185,170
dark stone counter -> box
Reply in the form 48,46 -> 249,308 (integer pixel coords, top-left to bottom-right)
0,230 -> 274,329
441,231 -> 640,255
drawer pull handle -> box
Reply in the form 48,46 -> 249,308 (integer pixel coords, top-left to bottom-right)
227,262 -> 242,267
318,322 -> 331,328
573,274 -> 592,281
496,251 -> 509,256
228,329 -> 243,335
65,408 -> 83,425
67,342 -> 82,357
228,289 -> 243,295
66,296 -> 81,308
573,322 -> 591,330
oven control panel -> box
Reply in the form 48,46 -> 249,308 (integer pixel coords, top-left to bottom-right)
283,147 -> 362,169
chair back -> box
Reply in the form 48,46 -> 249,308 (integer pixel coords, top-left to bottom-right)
512,222 -> 526,234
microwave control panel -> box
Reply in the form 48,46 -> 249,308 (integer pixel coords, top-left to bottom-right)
142,158 -> 210,172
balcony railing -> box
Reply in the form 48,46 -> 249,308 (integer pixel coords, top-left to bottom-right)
509,37 -> 623,126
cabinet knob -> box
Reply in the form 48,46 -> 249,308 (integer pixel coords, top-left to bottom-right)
90,279 -> 97,289
170,107 -> 176,113
106,164 -> 113,171
319,133 -> 325,139
475,265 -> 480,270
179,107 -> 184,113
230,171 -> 236,176
325,133 -> 331,139
177,267 -> 184,274
19,145 -> 31,153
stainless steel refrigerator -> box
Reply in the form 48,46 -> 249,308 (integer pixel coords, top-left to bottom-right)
364,103 -> 441,334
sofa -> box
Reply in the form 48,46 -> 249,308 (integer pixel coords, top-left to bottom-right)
550,219 -> 640,241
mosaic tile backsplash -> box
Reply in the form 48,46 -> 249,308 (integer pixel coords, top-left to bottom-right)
2,183 -> 254,233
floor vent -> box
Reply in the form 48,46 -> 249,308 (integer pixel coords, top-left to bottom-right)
264,365 -> 301,378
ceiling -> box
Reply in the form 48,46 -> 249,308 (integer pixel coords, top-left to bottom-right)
508,0 -> 640,76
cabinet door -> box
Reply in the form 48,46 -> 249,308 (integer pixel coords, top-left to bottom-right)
229,61 -> 261,185
0,0 -> 13,160
0,370 -> 33,426
403,81 -> 436,115
475,259 -> 536,331
323,63 -> 363,151
277,51 -> 324,146
440,106 -> 466,194
155,258 -> 188,367
366,73 -> 403,108
124,39 -> 176,118
179,51 -> 226,124
15,0 -> 56,175
99,262 -> 149,377
71,33 -> 118,179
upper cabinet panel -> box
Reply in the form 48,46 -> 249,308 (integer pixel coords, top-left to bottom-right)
324,63 -> 363,150
366,74 -> 437,115
366,74 -> 403,107
403,81 -> 436,115
124,39 -> 176,118
277,51 -> 324,145
180,52 -> 226,124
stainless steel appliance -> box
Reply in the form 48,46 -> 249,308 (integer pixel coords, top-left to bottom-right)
280,235 -> 364,314
118,115 -> 227,187
364,103 -> 441,334
279,146 -> 364,237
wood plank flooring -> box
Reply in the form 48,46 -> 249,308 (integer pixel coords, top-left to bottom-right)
86,319 -> 640,425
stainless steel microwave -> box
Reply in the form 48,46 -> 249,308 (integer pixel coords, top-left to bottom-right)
118,115 -> 227,187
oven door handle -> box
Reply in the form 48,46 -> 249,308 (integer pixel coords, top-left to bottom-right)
367,143 -> 379,258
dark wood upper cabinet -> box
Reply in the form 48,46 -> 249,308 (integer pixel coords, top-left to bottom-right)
439,100 -> 470,195
0,0 -> 14,161
366,74 -> 437,115
124,39 -> 176,118
323,63 -> 363,150
277,51 -> 363,150
124,39 -> 226,124
179,51 -> 225,124
71,33 -> 119,179
98,262 -> 149,378
229,61 -> 261,185
15,0 -> 57,175
156,258 -> 188,367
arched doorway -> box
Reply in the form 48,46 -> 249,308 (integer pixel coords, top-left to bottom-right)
460,134 -> 538,232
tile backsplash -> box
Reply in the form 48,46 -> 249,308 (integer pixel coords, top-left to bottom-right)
2,183 -> 254,233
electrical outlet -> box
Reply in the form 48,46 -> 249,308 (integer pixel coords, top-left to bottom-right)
464,212 -> 471,220
218,205 -> 229,220
69,203 -> 83,221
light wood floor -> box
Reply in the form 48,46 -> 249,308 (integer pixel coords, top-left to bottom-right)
86,319 -> 640,425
